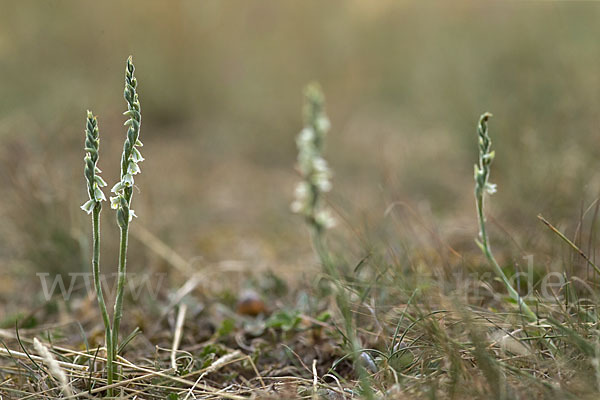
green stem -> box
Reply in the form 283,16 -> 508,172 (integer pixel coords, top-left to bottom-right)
309,227 -> 374,399
310,225 -> 328,267
92,204 -> 113,397
475,190 -> 537,322
111,221 -> 129,384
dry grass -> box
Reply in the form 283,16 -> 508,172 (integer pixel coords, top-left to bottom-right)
2,1 -> 600,399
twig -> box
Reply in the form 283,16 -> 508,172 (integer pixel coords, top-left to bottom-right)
171,303 -> 187,370
183,351 -> 244,400
312,359 -> 319,400
0,347 -> 88,371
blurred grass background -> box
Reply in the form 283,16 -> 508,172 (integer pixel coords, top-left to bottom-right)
1,1 -> 599,318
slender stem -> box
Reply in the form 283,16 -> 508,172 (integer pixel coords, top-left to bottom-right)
476,190 -> 537,322
111,221 -> 129,383
474,113 -> 537,323
92,206 -> 110,330
310,225 -> 327,267
91,204 -> 113,396
309,227 -> 374,399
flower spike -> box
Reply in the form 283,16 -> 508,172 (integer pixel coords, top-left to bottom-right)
81,111 -> 106,214
110,56 -> 143,227
291,83 -> 336,232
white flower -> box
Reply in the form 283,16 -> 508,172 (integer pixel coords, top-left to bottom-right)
290,200 -> 303,213
128,209 -> 137,221
94,187 -> 107,201
94,175 -> 107,187
313,156 -> 328,173
295,182 -> 309,199
123,173 -> 134,187
111,181 -> 125,194
291,182 -> 310,214
110,196 -> 120,209
485,183 -> 497,195
315,209 -> 336,229
294,181 -> 307,197
132,147 -> 144,162
316,116 -> 330,133
127,160 -> 141,175
316,179 -> 332,193
297,128 -> 315,147
81,199 -> 95,214
314,173 -> 331,192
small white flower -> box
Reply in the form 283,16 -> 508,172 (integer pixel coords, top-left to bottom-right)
297,128 -> 315,147
81,199 -> 95,214
111,181 -> 125,194
94,175 -> 107,187
290,200 -> 303,213
94,187 -> 107,202
127,160 -> 141,175
132,147 -> 144,162
291,182 -> 311,214
128,209 -> 137,221
485,183 -> 497,195
313,157 -> 328,173
110,196 -> 120,209
315,176 -> 332,192
316,116 -> 330,133
294,182 -> 309,200
316,209 -> 336,229
123,173 -> 134,187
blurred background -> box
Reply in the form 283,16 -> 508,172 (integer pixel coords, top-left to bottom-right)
1,1 -> 599,322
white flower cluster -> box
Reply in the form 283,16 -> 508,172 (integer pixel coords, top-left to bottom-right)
110,56 -> 143,228
474,112 -> 497,196
109,141 -> 144,216
81,111 -> 107,214
291,85 -> 336,231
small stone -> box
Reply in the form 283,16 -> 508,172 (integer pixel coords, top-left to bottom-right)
236,289 -> 268,316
